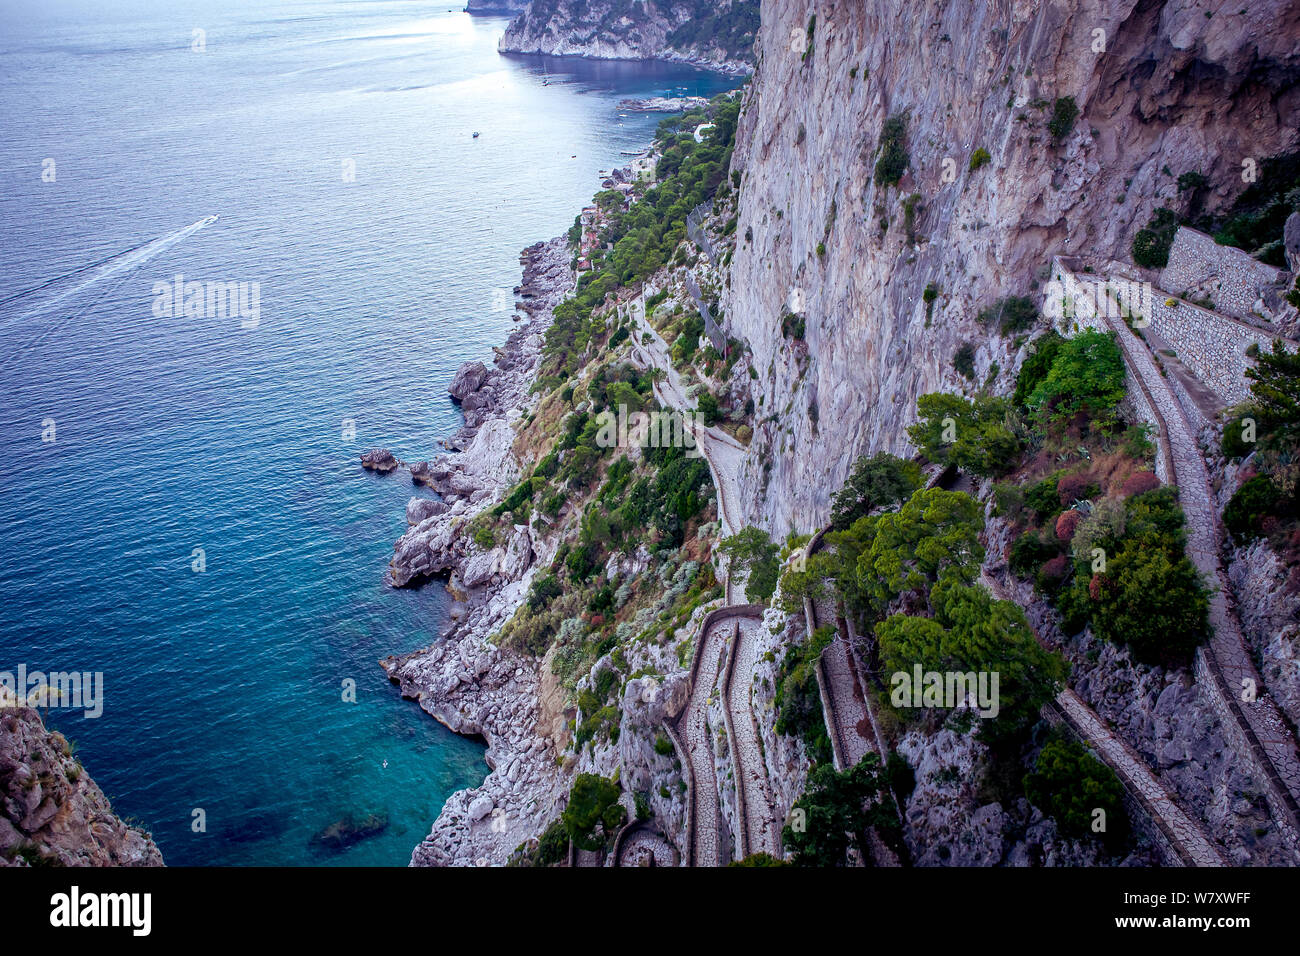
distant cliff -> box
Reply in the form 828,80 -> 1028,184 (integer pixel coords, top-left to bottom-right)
1,704 -> 163,866
499,0 -> 759,75
465,0 -> 530,14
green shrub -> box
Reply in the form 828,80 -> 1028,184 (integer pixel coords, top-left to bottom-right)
953,342 -> 976,379
908,392 -> 1022,477
718,526 -> 781,603
781,308 -> 806,341
1245,339 -> 1300,449
1047,96 -> 1079,141
1012,331 -> 1065,408
1068,488 -> 1209,664
782,755 -> 899,866
969,147 -> 991,171
1024,738 -> 1127,844
1224,474 -> 1284,542
977,295 -> 1038,335
696,390 -> 722,426
775,626 -> 836,765
509,818 -> 569,867
1009,528 -> 1060,580
1220,407 -> 1259,459
562,774 -> 625,851
874,113 -> 910,187
1028,330 -> 1126,429
877,579 -> 1067,738
1132,207 -> 1179,268
829,452 -> 923,530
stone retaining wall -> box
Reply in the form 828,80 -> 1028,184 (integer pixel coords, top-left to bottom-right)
1161,226 -> 1285,323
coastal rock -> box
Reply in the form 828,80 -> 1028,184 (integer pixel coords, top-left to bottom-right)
449,361 -> 491,401
360,448 -> 399,473
499,0 -> 757,75
461,549 -> 501,589
467,796 -> 493,822
406,497 -> 448,525
382,237 -> 576,866
0,705 -> 163,867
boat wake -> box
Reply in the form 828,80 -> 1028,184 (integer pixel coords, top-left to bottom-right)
0,216 -> 219,364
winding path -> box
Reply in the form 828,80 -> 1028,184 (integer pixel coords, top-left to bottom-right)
1074,272 -> 1300,855
724,615 -> 782,857
981,571 -> 1225,867
620,291 -> 779,864
672,608 -> 730,866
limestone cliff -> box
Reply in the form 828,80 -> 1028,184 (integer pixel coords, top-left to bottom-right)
499,0 -> 759,74
466,0 -> 529,14
725,0 -> 1300,535
0,704 -> 163,867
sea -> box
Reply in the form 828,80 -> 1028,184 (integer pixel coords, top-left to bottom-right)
0,0 -> 733,865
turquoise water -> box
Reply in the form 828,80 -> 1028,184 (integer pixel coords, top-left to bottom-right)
0,0 -> 733,865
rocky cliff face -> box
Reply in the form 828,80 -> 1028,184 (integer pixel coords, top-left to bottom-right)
726,0 -> 1300,535
0,704 -> 163,867
466,0 -> 530,14
499,0 -> 759,74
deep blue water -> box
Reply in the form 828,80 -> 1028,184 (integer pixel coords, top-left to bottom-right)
0,0 -> 732,865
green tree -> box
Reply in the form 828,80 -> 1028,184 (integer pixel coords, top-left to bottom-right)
908,392 -> 1022,477
562,773 -> 625,852
1024,738 -> 1127,845
829,452 -> 923,530
718,526 -> 781,603
1028,329 -> 1126,429
876,577 -> 1066,737
855,488 -> 985,611
1245,339 -> 1300,448
782,755 -> 899,866
1013,331 -> 1065,408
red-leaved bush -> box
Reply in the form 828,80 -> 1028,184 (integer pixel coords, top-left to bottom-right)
1057,472 -> 1095,506
1121,470 -> 1160,497
1039,555 -> 1070,585
1055,509 -> 1082,541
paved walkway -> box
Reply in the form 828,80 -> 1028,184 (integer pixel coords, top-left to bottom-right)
981,571 -> 1224,866
1075,276 -> 1300,854
623,293 -> 779,863
725,616 -> 782,857
625,293 -> 746,537
674,611 -> 729,866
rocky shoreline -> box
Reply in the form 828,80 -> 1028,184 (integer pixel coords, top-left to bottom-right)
1,701 -> 163,867
380,236 -> 576,865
